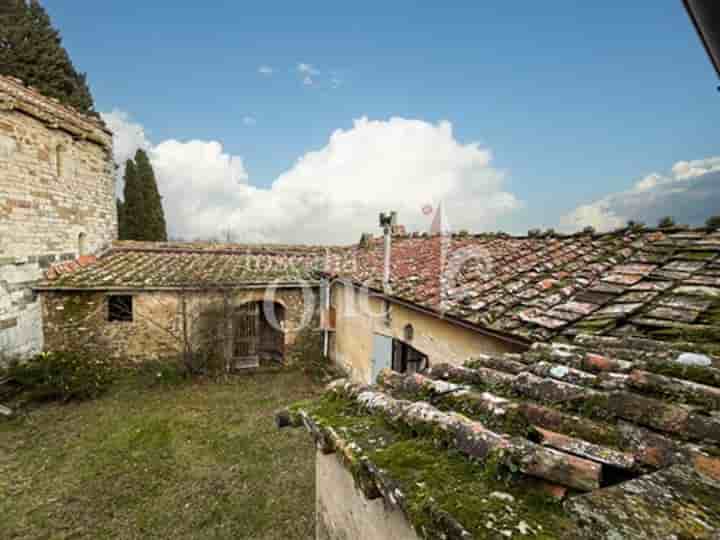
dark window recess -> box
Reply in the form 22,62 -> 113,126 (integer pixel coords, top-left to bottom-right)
392,339 -> 428,374
108,295 -> 133,322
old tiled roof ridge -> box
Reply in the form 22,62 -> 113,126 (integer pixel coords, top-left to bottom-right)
334,226 -> 720,347
111,239 -> 345,256
0,74 -> 112,148
38,241 -> 347,289
281,333 -> 720,538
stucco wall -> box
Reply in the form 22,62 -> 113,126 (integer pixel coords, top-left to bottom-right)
0,82 -> 115,360
41,287 -> 318,362
316,450 -> 420,540
330,282 -> 525,384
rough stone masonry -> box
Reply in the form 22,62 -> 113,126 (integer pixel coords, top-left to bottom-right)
0,75 -> 116,360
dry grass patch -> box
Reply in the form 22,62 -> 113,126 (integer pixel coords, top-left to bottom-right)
0,369 -> 322,539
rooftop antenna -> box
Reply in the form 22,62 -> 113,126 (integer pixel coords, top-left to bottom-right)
379,211 -> 397,291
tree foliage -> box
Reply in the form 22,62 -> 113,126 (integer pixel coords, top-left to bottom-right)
135,149 -> 168,241
658,216 -> 675,228
118,151 -> 167,241
707,215 -> 720,230
0,0 -> 95,113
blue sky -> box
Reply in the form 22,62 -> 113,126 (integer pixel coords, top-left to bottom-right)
45,1 -> 719,242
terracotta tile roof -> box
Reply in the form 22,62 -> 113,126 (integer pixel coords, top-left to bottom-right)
38,241 -> 339,289
281,334 -> 720,538
335,229 -> 720,347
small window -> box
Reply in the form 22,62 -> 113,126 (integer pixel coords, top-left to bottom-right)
403,323 -> 414,342
108,295 -> 133,322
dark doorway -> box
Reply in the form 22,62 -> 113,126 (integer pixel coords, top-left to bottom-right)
392,339 -> 428,374
232,301 -> 285,369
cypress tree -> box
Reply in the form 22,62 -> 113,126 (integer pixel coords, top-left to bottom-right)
116,198 -> 126,240
134,149 -> 167,241
121,159 -> 142,240
0,0 -> 95,113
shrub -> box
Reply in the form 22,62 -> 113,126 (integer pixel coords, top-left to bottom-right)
134,359 -> 187,388
626,220 -> 645,232
5,351 -> 115,403
658,216 -> 675,228
706,215 -> 720,229
286,326 -> 344,383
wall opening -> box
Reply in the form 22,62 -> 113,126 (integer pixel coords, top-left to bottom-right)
372,334 -> 429,383
108,295 -> 133,322
392,339 -> 428,374
232,301 -> 285,368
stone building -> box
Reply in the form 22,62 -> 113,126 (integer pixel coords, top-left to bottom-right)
323,228 -> 720,384
283,227 -> 720,539
37,241 -> 328,366
0,75 -> 116,359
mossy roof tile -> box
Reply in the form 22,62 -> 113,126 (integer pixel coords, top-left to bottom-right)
283,333 -> 720,538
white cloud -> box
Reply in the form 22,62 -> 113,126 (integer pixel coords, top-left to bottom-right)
242,116 -> 257,127
101,113 -> 521,244
258,65 -> 273,75
102,109 -> 150,167
297,63 -> 319,75
560,156 -> 720,232
297,63 -> 320,86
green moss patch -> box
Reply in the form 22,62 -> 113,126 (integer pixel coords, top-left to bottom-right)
369,439 -> 574,539
299,393 -> 576,538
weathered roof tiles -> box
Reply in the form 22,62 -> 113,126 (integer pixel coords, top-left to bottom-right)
336,229 -> 720,347
38,241 -> 337,289
281,333 -> 720,538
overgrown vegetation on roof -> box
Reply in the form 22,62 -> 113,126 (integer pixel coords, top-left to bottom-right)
282,332 -> 720,538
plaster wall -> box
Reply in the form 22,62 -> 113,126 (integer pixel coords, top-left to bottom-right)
316,450 -> 420,540
330,281 -> 525,384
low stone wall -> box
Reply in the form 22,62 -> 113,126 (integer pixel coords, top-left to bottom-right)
0,257 -> 49,360
316,450 -> 419,540
40,287 -> 319,363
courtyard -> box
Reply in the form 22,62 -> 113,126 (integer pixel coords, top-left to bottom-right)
0,369 -> 321,540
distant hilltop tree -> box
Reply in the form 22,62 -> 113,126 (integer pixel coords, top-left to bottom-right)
0,0 -> 95,113
118,150 -> 168,241
582,225 -> 596,235
707,215 -> 720,230
658,216 -> 675,228
626,220 -> 645,232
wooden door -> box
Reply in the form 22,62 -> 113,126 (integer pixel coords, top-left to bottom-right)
233,303 -> 260,368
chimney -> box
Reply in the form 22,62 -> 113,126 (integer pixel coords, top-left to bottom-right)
379,211 -> 397,291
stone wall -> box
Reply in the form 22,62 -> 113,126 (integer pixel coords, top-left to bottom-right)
41,287 -> 319,363
0,76 -> 115,360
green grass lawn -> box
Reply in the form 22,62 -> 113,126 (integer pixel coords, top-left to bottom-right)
0,369 -> 322,540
